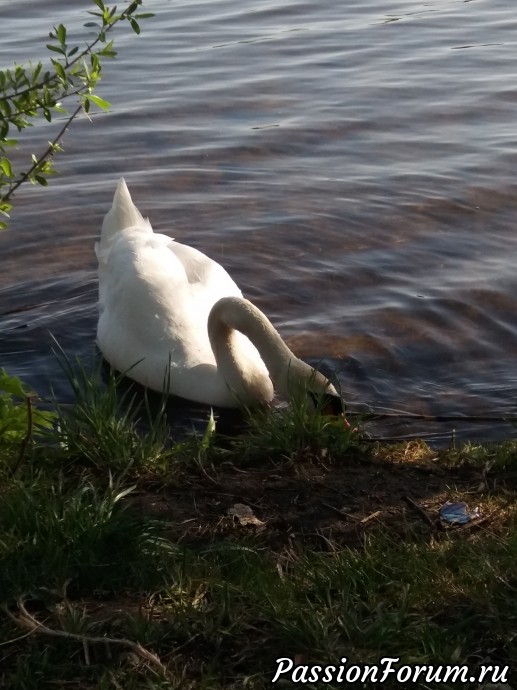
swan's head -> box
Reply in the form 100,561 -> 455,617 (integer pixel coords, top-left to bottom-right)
303,364 -> 346,416
282,362 -> 345,418
308,389 -> 345,417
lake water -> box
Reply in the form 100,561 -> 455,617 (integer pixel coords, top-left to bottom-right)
2,0 -> 517,443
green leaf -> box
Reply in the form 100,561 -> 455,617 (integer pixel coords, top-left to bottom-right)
88,94 -> 111,111
90,53 -> 101,74
99,47 -> 117,58
56,24 -> 67,46
103,7 -> 114,24
0,201 -> 12,217
0,369 -> 55,438
46,43 -> 65,55
0,369 -> 28,398
127,0 -> 141,14
129,18 -> 141,35
51,59 -> 67,83
0,158 -> 14,178
31,62 -> 43,84
99,40 -> 117,58
0,98 -> 12,117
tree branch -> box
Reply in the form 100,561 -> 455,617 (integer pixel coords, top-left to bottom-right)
1,103 -> 83,204
3,599 -> 171,678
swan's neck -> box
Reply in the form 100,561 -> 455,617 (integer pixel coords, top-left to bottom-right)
207,296 -> 335,404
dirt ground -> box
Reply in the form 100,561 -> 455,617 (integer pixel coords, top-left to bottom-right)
134,445 -> 514,551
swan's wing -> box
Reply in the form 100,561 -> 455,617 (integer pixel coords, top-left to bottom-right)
97,229 -> 268,397
99,232 -> 238,351
168,240 -> 242,296
166,240 -> 269,378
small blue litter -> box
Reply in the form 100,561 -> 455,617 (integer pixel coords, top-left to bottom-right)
439,502 -> 480,525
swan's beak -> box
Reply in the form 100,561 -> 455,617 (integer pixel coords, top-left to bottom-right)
323,397 -> 351,428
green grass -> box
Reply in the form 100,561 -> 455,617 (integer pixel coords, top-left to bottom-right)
226,395 -> 364,465
51,348 -> 176,473
1,366 -> 516,689
0,475 -> 177,601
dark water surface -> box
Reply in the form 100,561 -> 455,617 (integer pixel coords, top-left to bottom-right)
2,0 -> 517,443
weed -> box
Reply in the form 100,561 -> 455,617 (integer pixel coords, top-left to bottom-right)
50,347 -> 173,473
228,389 -> 364,465
0,474 -> 176,601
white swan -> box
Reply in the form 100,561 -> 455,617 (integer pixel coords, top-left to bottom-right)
96,178 -> 342,410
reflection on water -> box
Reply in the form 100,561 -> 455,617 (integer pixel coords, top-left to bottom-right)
2,0 -> 517,444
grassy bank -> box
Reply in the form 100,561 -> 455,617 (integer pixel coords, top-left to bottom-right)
0,365 -> 516,689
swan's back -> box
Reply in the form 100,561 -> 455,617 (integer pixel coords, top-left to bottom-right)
96,179 -> 270,405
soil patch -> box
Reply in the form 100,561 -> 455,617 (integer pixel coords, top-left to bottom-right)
134,450 -> 511,551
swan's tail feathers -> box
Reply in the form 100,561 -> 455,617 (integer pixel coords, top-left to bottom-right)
98,178 -> 152,254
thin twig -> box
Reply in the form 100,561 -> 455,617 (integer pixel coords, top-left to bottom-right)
0,627 -> 35,647
4,5 -> 138,103
3,103 -> 83,203
195,458 -> 219,485
3,600 -> 171,678
1,4 -> 147,206
402,495 -> 437,530
320,501 -> 356,521
360,510 -> 382,524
